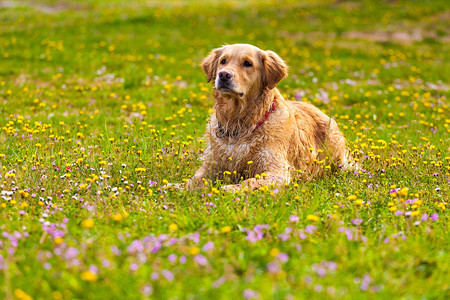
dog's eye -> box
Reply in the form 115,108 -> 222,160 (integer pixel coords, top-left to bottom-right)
220,59 -> 226,64
243,60 -> 252,67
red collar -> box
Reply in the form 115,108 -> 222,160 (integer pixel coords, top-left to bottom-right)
253,102 -> 276,132
216,102 -> 276,138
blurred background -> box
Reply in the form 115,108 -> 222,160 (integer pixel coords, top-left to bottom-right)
0,0 -> 449,131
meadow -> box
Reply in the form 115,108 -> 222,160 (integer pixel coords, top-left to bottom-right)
0,0 -> 449,299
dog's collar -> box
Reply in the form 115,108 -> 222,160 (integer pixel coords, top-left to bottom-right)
253,102 -> 276,133
216,102 -> 276,139
216,122 -> 239,139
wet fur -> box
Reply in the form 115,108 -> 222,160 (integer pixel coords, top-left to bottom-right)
188,44 -> 355,191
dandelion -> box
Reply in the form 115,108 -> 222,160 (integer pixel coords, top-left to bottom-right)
221,226 -> 231,233
169,223 -> 178,231
81,270 -> 98,282
112,214 -> 123,222
306,215 -> 319,221
82,219 -> 94,229
411,211 -> 420,217
189,246 -> 200,255
54,237 -> 64,244
399,187 -> 409,197
269,248 -> 280,257
14,289 -> 32,300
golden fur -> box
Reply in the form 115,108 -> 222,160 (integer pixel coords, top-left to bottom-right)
187,44 -> 354,191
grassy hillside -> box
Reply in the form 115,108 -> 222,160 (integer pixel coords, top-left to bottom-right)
0,0 -> 449,299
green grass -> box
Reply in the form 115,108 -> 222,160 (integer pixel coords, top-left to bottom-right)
0,0 -> 449,299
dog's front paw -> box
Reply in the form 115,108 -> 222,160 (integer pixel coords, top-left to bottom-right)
222,184 -> 241,193
185,177 -> 205,191
165,183 -> 184,191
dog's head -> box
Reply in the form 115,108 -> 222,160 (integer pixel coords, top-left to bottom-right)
201,44 -> 288,100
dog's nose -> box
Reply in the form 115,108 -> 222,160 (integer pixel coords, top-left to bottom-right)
218,70 -> 233,82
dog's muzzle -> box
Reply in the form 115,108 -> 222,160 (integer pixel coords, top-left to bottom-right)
216,71 -> 243,97
216,70 -> 235,90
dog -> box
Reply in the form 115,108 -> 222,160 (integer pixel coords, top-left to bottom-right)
187,44 -> 355,192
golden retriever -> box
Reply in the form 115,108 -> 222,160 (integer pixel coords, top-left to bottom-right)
187,44 -> 355,191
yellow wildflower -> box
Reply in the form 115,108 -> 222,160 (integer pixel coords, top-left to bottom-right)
306,215 -> 319,221
82,219 -> 94,229
81,271 -> 98,282
221,226 -> 231,233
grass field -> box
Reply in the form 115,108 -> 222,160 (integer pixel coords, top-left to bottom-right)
0,0 -> 449,299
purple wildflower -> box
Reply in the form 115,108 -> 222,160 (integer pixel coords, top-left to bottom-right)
102,259 -> 111,268
194,254 -> 208,266
277,253 -> 289,263
352,218 -> 363,225
289,215 -> 300,223
127,240 -> 144,254
179,256 -> 187,264
65,247 -> 79,259
111,245 -> 122,256
431,213 -> 439,221
130,263 -> 139,271
202,241 -> 214,252
140,284 -> 153,296
161,269 -> 174,281
305,225 -> 316,234
89,265 -> 98,274
267,261 -> 281,273
344,229 -> 353,241
314,284 -> 323,292
168,254 -> 177,263
298,230 -> 307,240
243,289 -> 259,299
360,274 -> 372,291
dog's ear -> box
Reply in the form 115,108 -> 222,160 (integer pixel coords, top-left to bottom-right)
262,50 -> 288,89
201,48 -> 223,83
